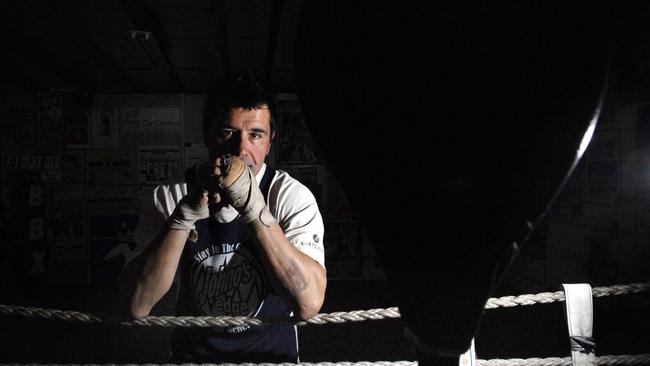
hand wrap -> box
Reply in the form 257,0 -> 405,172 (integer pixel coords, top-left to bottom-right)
220,157 -> 276,231
168,194 -> 209,231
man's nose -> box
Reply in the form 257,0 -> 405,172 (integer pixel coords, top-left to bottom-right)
221,131 -> 246,156
235,134 -> 249,158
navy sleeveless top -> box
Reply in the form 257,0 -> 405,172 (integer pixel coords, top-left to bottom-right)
170,166 -> 298,363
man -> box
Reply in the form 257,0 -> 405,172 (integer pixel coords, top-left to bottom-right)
127,71 -> 326,363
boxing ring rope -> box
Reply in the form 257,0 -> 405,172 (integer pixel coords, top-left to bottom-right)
1,281 -> 649,366
3,354 -> 650,366
1,282 -> 648,327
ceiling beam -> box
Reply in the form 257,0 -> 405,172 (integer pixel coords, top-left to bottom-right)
119,0 -> 185,92
209,0 -> 231,80
265,0 -> 285,86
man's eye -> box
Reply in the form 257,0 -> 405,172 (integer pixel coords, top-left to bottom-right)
250,132 -> 263,140
218,129 -> 234,139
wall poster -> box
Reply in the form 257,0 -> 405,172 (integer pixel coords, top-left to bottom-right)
138,146 -> 181,199
2,150 -> 88,285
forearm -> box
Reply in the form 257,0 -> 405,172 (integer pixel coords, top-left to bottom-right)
130,228 -> 189,319
253,223 -> 327,320
218,157 -> 326,319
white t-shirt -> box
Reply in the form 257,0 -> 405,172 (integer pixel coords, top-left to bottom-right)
131,163 -> 325,268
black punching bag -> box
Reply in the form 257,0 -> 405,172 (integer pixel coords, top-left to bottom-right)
295,1 -> 610,364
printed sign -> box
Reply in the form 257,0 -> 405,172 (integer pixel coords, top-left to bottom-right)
138,146 -> 181,198
2,150 -> 87,285
87,149 -> 136,207
122,108 -> 181,132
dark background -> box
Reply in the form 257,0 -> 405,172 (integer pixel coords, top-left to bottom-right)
1,1 -> 650,363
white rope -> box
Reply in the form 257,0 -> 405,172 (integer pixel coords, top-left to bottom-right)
1,282 -> 647,328
475,354 -> 650,366
597,354 -> 650,365
0,306 -> 103,323
477,357 -> 572,366
484,282 -> 650,309
2,354 -> 650,366
2,363 -> 414,366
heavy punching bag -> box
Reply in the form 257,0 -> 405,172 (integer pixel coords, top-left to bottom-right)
295,1 -> 611,365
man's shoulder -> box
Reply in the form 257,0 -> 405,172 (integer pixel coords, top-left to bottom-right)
269,168 -> 318,209
271,169 -> 313,195
156,177 -> 187,190
150,176 -> 188,206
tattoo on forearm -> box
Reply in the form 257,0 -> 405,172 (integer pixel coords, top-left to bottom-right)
286,259 -> 311,294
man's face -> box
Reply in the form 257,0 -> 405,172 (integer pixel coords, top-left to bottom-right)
207,106 -> 273,176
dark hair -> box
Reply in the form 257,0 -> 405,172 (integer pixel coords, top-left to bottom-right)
202,70 -> 276,145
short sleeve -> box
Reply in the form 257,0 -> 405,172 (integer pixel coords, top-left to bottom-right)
269,171 -> 325,268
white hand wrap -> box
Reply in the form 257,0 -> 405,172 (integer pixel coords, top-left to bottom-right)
222,163 -> 276,231
168,195 -> 209,231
